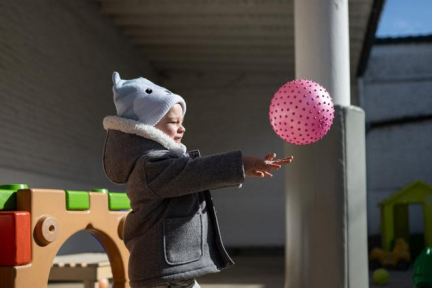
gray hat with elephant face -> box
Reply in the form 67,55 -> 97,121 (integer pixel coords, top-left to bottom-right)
112,72 -> 186,126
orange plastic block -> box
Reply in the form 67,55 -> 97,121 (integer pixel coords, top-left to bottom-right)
0,211 -> 31,265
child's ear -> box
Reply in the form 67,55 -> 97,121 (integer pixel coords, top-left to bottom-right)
112,72 -> 121,85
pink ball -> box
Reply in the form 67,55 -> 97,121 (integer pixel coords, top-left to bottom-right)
269,79 -> 334,145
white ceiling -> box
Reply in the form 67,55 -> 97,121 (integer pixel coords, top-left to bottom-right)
99,0 -> 374,80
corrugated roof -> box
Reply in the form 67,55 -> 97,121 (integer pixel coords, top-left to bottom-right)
98,0 -> 376,80
375,35 -> 432,45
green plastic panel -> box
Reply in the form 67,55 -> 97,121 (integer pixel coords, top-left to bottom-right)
91,189 -> 108,193
91,189 -> 130,210
0,184 -> 29,211
65,191 -> 90,210
0,190 -> 17,210
108,192 -> 131,210
0,184 -> 29,190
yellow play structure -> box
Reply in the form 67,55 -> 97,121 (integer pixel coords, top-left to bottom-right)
379,180 -> 432,252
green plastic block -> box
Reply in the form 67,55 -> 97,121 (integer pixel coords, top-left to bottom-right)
91,189 -> 108,193
0,190 -> 17,210
65,191 -> 89,210
0,184 -> 29,210
91,189 -> 130,210
0,184 -> 29,190
108,192 -> 131,210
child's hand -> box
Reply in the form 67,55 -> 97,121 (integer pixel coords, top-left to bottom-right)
243,153 -> 294,178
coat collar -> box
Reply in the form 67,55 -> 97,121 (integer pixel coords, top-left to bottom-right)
103,115 -> 187,157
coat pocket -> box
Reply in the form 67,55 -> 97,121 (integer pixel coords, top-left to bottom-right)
163,214 -> 203,265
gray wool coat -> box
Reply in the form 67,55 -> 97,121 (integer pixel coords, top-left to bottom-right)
102,116 -> 245,288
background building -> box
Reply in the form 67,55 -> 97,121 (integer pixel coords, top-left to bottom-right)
360,35 -> 432,253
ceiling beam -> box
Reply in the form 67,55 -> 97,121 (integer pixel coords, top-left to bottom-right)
144,54 -> 293,64
150,61 -> 295,72
132,37 -> 293,47
113,14 -> 293,27
139,45 -> 294,54
114,15 -> 369,28
123,26 -> 368,39
101,1 -> 293,15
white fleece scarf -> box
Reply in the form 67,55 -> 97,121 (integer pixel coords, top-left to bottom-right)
103,115 -> 187,157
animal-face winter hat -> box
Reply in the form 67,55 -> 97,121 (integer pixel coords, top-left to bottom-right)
104,72 -> 187,156
112,72 -> 186,125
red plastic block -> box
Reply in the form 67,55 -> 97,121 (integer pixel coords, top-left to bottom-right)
0,211 -> 31,265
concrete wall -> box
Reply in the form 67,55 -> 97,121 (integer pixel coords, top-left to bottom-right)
0,0 -> 155,189
361,42 -> 432,236
1,0 -> 290,249
163,72 -> 290,247
0,0 -> 155,253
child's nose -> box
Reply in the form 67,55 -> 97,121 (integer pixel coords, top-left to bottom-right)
179,125 -> 186,133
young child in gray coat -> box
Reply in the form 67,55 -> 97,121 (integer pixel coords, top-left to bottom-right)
103,72 -> 293,288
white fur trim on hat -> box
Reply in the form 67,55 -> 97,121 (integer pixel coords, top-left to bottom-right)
103,115 -> 187,156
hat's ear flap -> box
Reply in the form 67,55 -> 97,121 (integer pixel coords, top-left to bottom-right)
112,72 -> 121,85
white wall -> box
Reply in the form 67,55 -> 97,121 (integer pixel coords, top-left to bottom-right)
0,0 -> 156,253
0,0 -> 155,191
362,41 -> 432,235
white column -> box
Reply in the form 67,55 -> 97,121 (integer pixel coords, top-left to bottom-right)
285,0 -> 368,287
294,0 -> 351,106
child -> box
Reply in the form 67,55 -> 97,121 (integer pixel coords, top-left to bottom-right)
103,72 -> 293,288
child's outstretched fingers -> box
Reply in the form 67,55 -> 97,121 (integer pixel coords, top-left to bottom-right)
273,156 -> 294,165
251,170 -> 265,177
264,153 -> 276,161
263,171 -> 273,177
252,170 -> 273,177
243,155 -> 292,178
261,161 -> 281,171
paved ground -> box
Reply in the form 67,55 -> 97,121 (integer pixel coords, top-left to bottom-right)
49,255 -> 415,288
199,255 -> 284,288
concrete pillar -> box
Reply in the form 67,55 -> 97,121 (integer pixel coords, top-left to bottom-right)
294,0 -> 351,106
285,0 -> 368,287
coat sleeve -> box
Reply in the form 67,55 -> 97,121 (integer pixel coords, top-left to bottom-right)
143,150 -> 245,198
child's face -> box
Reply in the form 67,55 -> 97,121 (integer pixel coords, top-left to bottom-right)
154,104 -> 185,144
